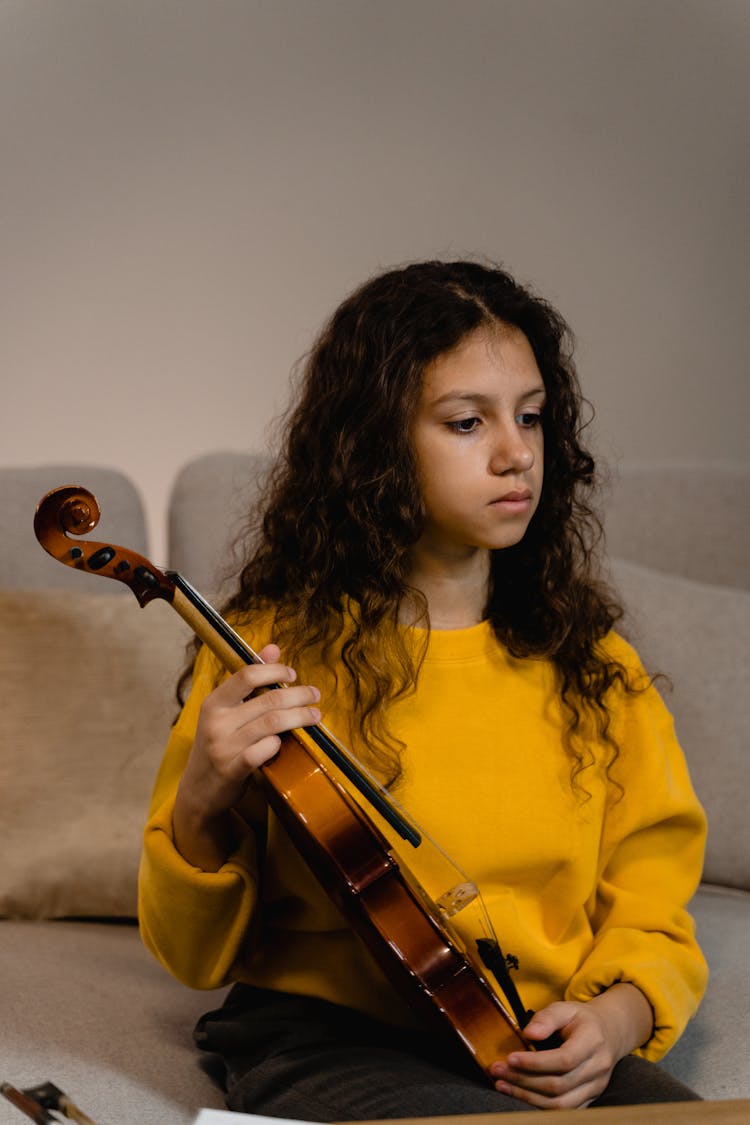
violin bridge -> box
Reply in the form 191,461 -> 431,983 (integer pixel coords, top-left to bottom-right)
435,880 -> 479,917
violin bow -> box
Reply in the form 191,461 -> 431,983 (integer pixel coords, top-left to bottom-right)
0,1081 -> 99,1125
1,1084 -> 57,1125
19,1083 -> 99,1125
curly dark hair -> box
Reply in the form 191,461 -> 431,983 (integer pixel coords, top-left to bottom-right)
209,260 -> 633,792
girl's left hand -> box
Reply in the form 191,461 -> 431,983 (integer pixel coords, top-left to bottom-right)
489,983 -> 653,1110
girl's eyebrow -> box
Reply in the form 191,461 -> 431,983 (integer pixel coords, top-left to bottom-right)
430,386 -> 546,407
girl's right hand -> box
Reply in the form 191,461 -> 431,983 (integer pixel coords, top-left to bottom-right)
172,643 -> 321,870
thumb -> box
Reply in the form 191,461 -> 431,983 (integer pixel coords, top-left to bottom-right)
523,1002 -> 574,1047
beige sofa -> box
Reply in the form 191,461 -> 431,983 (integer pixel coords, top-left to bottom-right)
1,457 -> 748,1125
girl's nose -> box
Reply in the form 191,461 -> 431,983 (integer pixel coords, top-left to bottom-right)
489,435 -> 535,475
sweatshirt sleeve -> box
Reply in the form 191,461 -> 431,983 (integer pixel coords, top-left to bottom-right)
565,638 -> 709,1060
138,646 -> 264,990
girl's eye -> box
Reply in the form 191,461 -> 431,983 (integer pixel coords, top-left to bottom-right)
447,417 -> 481,434
516,411 -> 542,428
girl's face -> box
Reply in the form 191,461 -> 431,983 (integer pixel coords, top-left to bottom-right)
411,325 -> 545,561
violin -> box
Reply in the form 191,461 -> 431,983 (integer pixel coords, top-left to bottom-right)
34,485 -> 555,1079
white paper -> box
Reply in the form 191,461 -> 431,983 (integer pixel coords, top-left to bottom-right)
193,1112 -> 317,1125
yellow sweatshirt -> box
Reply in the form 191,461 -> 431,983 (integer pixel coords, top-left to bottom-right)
138,619 -> 707,1062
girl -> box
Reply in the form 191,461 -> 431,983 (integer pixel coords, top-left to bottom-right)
139,260 -> 707,1116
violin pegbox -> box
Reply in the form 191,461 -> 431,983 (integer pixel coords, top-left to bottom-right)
33,485 -> 174,607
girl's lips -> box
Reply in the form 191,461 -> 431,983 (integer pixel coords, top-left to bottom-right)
489,490 -> 533,513
497,490 -> 531,502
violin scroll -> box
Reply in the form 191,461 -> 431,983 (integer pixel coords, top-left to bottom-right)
34,485 -> 175,607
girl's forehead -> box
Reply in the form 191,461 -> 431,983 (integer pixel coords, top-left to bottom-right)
420,325 -> 543,398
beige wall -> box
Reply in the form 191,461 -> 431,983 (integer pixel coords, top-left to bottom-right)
2,0 -> 747,562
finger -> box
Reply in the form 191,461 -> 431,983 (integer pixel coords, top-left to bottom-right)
491,1037 -> 584,1082
493,1039 -> 610,1108
236,680 -> 321,723
523,1001 -> 577,1042
492,1050 -> 568,1081
493,1055 -> 597,1105
241,645 -> 286,697
496,1038 -> 577,1076
494,1074 -> 598,1111
214,659 -> 299,706
494,1002 -> 582,1076
227,731 -> 285,776
195,684 -> 320,775
235,692 -> 322,745
495,1056 -> 580,1089
222,696 -> 322,777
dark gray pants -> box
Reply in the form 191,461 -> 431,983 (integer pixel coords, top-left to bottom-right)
195,984 -> 699,1120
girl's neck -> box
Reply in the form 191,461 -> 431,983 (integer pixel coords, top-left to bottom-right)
402,545 -> 490,630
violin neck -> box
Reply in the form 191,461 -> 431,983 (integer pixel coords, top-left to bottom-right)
168,571 -> 262,673
166,573 -> 421,847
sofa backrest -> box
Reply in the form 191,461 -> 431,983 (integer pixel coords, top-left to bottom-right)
612,559 -> 749,891
167,449 -> 271,604
0,464 -> 149,593
602,461 -> 749,590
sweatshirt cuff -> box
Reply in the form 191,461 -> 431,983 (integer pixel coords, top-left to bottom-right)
138,801 -> 260,989
565,929 -> 708,1060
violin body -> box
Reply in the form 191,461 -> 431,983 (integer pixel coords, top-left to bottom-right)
261,727 -> 529,1073
33,485 -> 530,1078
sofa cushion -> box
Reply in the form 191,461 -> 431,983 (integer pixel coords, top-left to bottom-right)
1,919 -> 227,1124
662,884 -> 750,1099
0,590 -> 190,918
611,559 -> 749,890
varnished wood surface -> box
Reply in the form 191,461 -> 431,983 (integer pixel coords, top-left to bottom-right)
344,1099 -> 750,1124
